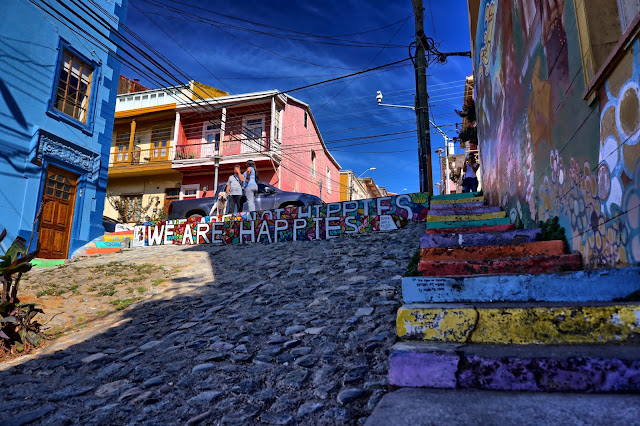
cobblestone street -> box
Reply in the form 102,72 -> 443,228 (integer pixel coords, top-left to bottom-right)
1,223 -> 422,425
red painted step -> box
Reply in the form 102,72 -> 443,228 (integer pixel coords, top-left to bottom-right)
425,223 -> 515,234
418,254 -> 582,277
420,240 -> 566,262
85,247 -> 121,255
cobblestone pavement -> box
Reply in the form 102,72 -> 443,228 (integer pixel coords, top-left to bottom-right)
1,222 -> 423,425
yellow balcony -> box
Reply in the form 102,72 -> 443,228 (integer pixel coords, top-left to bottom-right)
108,145 -> 175,177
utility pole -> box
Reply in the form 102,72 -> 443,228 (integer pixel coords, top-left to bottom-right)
412,0 -> 433,194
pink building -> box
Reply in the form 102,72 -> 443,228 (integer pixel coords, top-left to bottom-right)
171,89 -> 341,203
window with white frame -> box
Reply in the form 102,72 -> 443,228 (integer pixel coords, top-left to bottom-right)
202,123 -> 221,157
326,167 -> 331,194
242,116 -> 264,153
311,151 -> 316,177
180,184 -> 200,199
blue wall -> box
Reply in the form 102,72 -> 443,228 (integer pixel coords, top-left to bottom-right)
0,0 -> 127,257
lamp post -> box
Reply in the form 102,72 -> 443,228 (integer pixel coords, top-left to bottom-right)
435,147 -> 449,194
351,167 -> 376,200
213,155 -> 221,193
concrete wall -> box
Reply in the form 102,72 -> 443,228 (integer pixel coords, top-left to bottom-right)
474,0 -> 640,268
0,0 -> 126,257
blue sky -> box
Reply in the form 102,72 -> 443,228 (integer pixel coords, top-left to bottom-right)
121,0 -> 473,195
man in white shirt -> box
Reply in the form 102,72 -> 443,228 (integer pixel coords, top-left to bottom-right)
462,153 -> 480,193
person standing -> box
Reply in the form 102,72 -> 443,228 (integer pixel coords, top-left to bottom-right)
243,160 -> 259,212
225,165 -> 244,214
462,153 -> 480,193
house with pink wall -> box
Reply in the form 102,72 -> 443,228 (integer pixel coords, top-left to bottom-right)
172,89 -> 341,203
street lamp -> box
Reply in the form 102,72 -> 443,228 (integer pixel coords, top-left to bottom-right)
351,167 -> 376,200
357,167 -> 376,178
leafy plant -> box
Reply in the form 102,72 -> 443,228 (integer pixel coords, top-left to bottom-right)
537,216 -> 568,251
405,249 -> 421,277
1,229 -> 43,352
106,192 -> 160,223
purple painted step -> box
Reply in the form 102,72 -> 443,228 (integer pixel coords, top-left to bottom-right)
421,228 -> 541,248
389,342 -> 640,392
429,201 -> 486,210
427,206 -> 503,216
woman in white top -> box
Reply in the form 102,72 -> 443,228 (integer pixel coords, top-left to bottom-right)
462,153 -> 480,193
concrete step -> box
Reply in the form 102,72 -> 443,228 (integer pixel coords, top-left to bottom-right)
421,228 -> 540,247
396,302 -> 640,344
420,240 -> 566,262
430,195 -> 484,205
418,253 -> 582,277
426,211 -> 507,222
430,192 -> 482,200
425,223 -> 516,234
402,267 -> 640,303
365,388 -> 640,426
428,201 -> 486,210
426,206 -> 502,216
103,231 -> 133,242
389,342 -> 640,392
426,216 -> 511,230
96,241 -> 121,249
85,247 -> 121,255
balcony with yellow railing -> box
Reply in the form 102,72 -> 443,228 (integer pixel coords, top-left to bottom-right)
108,144 -> 177,177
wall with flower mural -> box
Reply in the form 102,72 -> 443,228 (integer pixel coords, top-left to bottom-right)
473,0 -> 640,268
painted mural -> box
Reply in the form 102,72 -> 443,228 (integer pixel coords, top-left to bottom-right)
474,0 -> 640,267
132,192 -> 429,247
133,214 -> 406,247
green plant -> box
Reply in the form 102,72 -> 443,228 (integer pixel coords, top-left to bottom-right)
537,216 -> 568,251
110,298 -> 140,310
405,248 -> 421,277
0,229 -> 43,351
151,278 -> 167,286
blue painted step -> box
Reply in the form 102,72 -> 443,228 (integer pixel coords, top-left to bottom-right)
402,267 -> 640,303
96,241 -> 121,248
421,228 -> 541,248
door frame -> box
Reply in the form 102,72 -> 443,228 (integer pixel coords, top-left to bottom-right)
34,159 -> 87,258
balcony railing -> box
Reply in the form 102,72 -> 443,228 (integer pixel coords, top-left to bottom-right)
174,138 -> 272,160
109,146 -> 175,168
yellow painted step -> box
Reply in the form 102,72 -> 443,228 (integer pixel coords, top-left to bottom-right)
426,211 -> 506,222
396,303 -> 640,344
430,196 -> 484,205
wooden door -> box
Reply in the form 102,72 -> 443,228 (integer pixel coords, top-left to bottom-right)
38,166 -> 78,259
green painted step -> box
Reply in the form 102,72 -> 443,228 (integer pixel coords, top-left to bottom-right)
430,192 -> 482,200
425,216 -> 511,229
30,258 -> 65,268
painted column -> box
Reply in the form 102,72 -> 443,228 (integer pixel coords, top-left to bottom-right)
220,107 -> 226,156
172,111 -> 180,160
127,120 -> 136,160
270,97 -> 275,152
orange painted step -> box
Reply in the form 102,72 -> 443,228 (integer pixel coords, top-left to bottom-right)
106,230 -> 134,235
85,247 -> 120,255
420,240 -> 566,262
418,254 -> 583,277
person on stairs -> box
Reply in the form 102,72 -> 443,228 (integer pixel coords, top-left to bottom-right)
462,153 -> 480,193
243,160 -> 259,212
225,165 -> 244,214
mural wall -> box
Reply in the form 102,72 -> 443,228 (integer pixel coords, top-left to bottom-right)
474,0 -> 640,267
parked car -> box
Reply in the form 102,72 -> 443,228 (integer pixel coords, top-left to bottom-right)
167,182 -> 324,220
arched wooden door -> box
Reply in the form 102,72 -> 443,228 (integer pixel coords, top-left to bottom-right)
38,166 -> 78,259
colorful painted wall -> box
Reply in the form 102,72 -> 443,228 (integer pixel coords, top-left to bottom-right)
474,0 -> 640,267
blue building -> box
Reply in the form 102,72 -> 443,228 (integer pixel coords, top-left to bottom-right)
0,0 -> 127,258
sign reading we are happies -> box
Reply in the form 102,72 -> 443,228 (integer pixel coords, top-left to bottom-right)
132,192 -> 429,247
133,214 -> 405,247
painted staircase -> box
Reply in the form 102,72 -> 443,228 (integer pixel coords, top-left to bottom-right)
367,192 -> 640,425
71,230 -> 133,258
